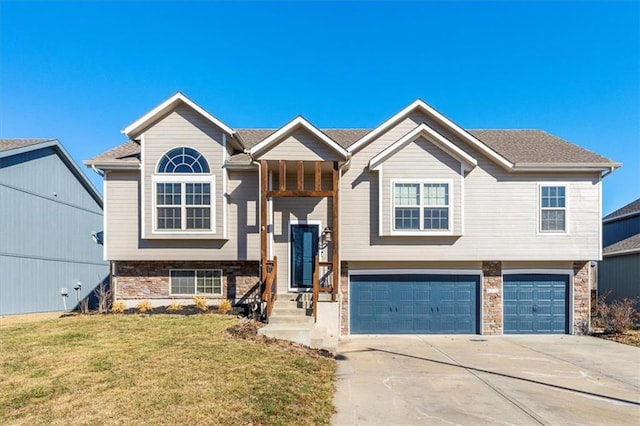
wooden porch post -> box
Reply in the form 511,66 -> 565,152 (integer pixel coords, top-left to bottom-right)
260,160 -> 269,282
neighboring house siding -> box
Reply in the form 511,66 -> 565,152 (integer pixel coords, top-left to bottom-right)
341,111 -> 602,261
105,169 -> 260,261
603,216 -> 640,247
141,105 -> 226,240
0,147 -> 107,315
598,254 -> 640,310
259,129 -> 344,162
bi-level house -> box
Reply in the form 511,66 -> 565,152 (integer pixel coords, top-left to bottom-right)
85,93 -> 619,343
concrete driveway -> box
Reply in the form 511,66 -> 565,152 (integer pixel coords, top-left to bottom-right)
333,335 -> 640,425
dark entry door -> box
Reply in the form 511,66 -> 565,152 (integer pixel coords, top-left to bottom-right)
290,224 -> 319,290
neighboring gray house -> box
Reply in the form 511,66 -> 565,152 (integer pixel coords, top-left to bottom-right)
599,198 -> 640,309
0,139 -> 108,315
86,93 -> 619,345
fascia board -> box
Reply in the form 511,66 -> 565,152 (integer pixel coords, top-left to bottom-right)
349,99 -> 513,170
369,123 -> 477,171
122,92 -> 235,138
511,163 -> 622,172
249,116 -> 348,158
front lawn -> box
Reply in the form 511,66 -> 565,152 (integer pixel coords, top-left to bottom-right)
0,314 -> 335,425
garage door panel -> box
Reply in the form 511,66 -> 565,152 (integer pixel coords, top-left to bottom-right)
350,274 -> 479,334
504,274 -> 569,334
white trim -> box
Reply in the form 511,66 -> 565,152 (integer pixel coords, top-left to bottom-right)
249,116 -> 349,158
390,178 -> 454,236
502,269 -> 574,334
460,163 -> 465,235
537,183 -> 570,235
349,269 -> 482,276
598,178 -> 602,260
140,134 -> 146,239
123,92 -> 235,138
169,268 -> 223,296
348,99 -> 513,170
102,176 -> 108,261
378,167 -> 384,236
368,123 -> 477,171
288,220 -> 322,292
151,174 -> 216,234
153,145 -> 212,173
222,134 -> 228,240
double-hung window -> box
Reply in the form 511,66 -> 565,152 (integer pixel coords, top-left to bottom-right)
540,185 -> 566,233
393,181 -> 451,232
170,269 -> 222,295
153,147 -> 215,232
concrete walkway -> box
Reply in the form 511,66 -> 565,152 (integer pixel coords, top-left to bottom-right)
333,335 -> 640,425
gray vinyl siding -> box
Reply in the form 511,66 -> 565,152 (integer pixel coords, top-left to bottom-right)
598,254 -> 640,310
258,129 -> 344,162
141,105 -> 226,240
104,170 -> 260,261
342,111 -> 602,261
379,136 -> 462,235
0,147 -> 107,315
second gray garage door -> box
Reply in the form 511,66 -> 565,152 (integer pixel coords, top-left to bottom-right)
350,274 -> 479,334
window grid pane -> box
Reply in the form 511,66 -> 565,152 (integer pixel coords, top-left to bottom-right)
170,271 -> 195,294
541,186 -> 565,208
395,207 -> 420,229
394,183 -> 420,206
541,210 -> 566,231
424,207 -> 449,229
157,207 -> 181,229
423,183 -> 448,206
186,207 -> 211,230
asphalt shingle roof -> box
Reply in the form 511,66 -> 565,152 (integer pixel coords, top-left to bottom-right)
0,138 -> 56,153
603,233 -> 640,255
603,198 -> 640,222
86,128 -> 617,168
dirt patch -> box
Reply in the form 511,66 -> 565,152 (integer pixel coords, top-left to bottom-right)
225,319 -> 334,359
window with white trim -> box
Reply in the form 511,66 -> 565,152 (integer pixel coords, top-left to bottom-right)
393,181 -> 451,231
170,269 -> 223,295
153,147 -> 214,232
540,185 -> 566,232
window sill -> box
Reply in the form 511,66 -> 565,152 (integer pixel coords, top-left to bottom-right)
384,230 -> 460,237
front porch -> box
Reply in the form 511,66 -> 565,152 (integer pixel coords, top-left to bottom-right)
258,159 -> 342,349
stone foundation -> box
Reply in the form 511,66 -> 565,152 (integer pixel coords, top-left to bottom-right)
340,261 -> 349,336
482,261 -> 502,335
113,260 -> 260,306
573,261 -> 591,335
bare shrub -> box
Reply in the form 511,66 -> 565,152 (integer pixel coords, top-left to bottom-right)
136,300 -> 153,313
111,301 -> 126,314
167,300 -> 183,313
93,281 -> 112,314
596,293 -> 639,334
218,299 -> 232,315
79,297 -> 90,314
193,296 -> 208,312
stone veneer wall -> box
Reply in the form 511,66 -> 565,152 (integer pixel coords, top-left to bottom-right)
114,261 -> 260,304
340,261 -> 349,336
573,261 -> 590,334
482,261 -> 502,335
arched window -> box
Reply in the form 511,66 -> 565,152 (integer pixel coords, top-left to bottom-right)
157,147 -> 210,173
153,147 -> 214,232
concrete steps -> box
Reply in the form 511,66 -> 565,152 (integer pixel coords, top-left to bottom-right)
258,294 -> 337,352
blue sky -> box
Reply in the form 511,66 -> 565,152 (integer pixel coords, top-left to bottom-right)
1,1 -> 638,215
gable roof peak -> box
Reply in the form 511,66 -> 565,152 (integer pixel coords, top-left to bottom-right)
122,92 -> 235,139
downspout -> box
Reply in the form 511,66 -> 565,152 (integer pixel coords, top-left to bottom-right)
336,153 -> 351,337
601,166 -> 615,178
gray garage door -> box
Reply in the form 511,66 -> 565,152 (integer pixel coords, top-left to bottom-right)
503,274 -> 569,334
350,274 -> 479,334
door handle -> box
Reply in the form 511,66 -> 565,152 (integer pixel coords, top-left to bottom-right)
430,306 -> 434,312
436,307 -> 439,313
532,305 -> 537,312
395,307 -> 398,312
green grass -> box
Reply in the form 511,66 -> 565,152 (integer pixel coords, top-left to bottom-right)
0,315 -> 336,425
